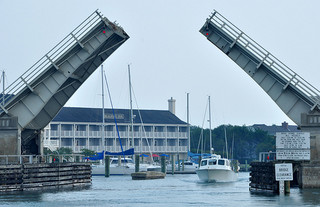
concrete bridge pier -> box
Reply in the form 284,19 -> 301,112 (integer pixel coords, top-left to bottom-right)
0,116 -> 20,158
299,111 -> 320,188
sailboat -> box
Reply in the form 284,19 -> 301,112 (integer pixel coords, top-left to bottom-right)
91,64 -> 136,175
195,96 -> 239,182
91,64 -> 158,175
127,65 -> 161,172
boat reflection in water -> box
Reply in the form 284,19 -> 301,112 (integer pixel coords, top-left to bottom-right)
196,154 -> 239,182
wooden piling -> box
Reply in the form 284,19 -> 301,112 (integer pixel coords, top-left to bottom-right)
171,155 -> 174,175
117,156 -> 121,166
249,162 -> 278,193
182,159 -> 185,171
285,181 -> 290,194
105,156 -> 110,177
161,156 -> 166,174
135,155 -> 140,173
177,154 -> 180,171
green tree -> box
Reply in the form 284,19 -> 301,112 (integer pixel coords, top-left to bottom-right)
54,147 -> 73,155
80,148 -> 96,157
190,124 -> 275,163
43,147 -> 53,155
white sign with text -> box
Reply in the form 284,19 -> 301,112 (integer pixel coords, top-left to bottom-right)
276,132 -> 310,160
276,132 -> 310,149
275,163 -> 293,181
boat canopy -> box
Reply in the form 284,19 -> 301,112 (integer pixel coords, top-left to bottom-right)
188,151 -> 211,158
105,148 -> 134,156
84,151 -> 104,160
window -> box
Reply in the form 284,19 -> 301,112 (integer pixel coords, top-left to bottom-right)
218,160 -> 225,165
201,160 -> 207,166
209,159 -> 217,165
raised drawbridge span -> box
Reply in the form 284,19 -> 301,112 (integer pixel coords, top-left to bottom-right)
0,10 -> 129,154
200,10 -> 320,126
200,11 -> 320,161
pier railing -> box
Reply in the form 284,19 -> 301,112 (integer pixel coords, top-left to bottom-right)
0,154 -> 86,165
259,151 -> 276,162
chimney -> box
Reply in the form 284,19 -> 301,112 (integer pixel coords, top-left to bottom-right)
282,121 -> 288,129
168,97 -> 176,114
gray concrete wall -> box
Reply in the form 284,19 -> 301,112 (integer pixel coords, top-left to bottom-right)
299,112 -> 320,188
0,117 -> 20,155
300,112 -> 320,161
299,162 -> 320,188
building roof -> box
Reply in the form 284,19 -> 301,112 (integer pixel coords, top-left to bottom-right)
250,122 -> 300,136
52,107 -> 187,125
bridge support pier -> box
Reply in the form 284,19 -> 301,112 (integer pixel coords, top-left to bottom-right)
299,112 -> 320,188
0,117 -> 20,157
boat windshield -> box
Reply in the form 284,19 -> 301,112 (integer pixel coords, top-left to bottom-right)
218,159 -> 225,165
201,160 -> 208,166
208,159 -> 217,165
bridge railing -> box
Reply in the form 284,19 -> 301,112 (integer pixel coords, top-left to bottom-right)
1,10 -> 106,113
207,10 -> 320,108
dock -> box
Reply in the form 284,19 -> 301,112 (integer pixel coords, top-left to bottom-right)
131,171 -> 165,180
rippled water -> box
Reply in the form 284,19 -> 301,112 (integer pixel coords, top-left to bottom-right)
1,172 -> 320,207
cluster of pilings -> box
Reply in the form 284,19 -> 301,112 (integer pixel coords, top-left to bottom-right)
0,162 -> 91,192
249,162 -> 278,193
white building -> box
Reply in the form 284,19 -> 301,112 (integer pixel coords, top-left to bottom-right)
44,106 -> 189,157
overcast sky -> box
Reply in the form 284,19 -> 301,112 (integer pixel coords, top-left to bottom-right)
1,1 -> 320,128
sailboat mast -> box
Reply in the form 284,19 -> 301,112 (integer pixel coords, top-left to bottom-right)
187,93 -> 190,153
208,96 -> 212,154
128,65 -> 134,149
224,126 -> 228,159
2,71 -> 5,106
101,65 -> 105,151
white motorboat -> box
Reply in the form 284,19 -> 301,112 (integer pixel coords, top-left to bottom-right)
196,154 -> 238,182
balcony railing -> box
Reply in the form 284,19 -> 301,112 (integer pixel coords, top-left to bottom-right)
49,130 -> 188,138
69,145 -> 188,153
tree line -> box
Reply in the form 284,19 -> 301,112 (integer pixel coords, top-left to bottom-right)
190,125 -> 275,163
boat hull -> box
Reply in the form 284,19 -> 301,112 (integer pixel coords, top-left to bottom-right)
196,168 -> 238,182
92,164 -> 151,176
